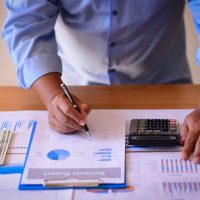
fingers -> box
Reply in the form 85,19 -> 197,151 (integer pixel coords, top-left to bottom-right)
193,134 -> 200,163
180,120 -> 189,145
58,95 -> 86,126
181,110 -> 200,162
73,96 -> 91,117
47,92 -> 90,134
48,113 -> 77,134
181,128 -> 199,160
54,105 -> 83,130
181,110 -> 200,161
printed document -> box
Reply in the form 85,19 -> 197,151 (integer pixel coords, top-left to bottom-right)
20,110 -> 126,186
0,111 -> 36,154
74,152 -> 200,200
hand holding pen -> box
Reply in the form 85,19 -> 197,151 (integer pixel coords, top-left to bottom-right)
61,83 -> 91,137
31,73 -> 90,135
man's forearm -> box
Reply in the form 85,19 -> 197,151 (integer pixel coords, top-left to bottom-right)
31,72 -> 63,108
31,72 -> 90,134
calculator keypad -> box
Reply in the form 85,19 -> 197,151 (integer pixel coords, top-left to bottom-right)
130,119 -> 178,135
128,119 -> 180,146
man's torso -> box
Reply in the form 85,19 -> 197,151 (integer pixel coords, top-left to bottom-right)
55,0 -> 192,85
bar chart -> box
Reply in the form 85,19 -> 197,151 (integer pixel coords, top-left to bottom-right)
162,181 -> 200,196
93,148 -> 112,162
0,119 -> 35,131
161,158 -> 198,174
0,118 -> 37,154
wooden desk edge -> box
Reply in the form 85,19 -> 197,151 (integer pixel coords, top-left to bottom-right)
0,84 -> 199,110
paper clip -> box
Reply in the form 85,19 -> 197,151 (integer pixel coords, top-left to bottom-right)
43,178 -> 103,187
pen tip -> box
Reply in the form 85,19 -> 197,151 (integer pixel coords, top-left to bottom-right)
86,131 -> 91,138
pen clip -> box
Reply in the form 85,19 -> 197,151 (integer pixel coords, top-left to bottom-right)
43,178 -> 102,187
61,82 -> 90,136
60,83 -> 74,104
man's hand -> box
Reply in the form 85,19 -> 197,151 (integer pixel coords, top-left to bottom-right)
32,72 -> 90,134
48,92 -> 90,133
181,105 -> 200,163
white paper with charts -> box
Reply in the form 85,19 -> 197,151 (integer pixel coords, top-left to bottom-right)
0,111 -> 36,154
74,152 -> 200,200
20,111 -> 126,186
0,111 -> 38,167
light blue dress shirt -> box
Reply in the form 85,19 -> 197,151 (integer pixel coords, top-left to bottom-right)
2,0 -> 200,88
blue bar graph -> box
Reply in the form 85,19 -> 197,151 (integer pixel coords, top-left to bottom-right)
28,120 -> 34,129
161,158 -> 198,174
0,121 -> 11,130
0,119 -> 35,132
93,148 -> 112,161
14,120 -> 24,131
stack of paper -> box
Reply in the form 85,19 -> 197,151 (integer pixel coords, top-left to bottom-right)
0,130 -> 13,165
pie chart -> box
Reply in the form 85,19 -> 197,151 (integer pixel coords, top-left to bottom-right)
47,149 -> 70,160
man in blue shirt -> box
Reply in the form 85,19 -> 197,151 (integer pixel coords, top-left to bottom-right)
2,1 -> 200,163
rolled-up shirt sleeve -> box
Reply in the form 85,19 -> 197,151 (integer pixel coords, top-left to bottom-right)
188,0 -> 200,66
2,0 -> 62,88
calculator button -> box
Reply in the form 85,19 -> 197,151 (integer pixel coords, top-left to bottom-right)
140,124 -> 145,127
139,130 -> 145,134
154,130 -> 161,134
170,128 -> 177,132
147,130 -> 153,134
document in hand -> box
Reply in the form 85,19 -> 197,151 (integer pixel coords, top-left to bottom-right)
19,110 -> 126,190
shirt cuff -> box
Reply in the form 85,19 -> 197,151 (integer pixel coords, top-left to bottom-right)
17,54 -> 62,89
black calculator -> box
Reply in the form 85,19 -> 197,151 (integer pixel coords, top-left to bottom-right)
127,119 -> 180,146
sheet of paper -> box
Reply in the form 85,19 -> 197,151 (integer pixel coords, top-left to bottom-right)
4,153 -> 26,165
0,111 -> 37,154
73,152 -> 143,200
74,152 -> 200,200
129,152 -> 200,200
0,174 -> 73,200
21,110 -> 126,186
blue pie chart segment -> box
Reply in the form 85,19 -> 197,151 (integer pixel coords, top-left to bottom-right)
47,149 -> 70,160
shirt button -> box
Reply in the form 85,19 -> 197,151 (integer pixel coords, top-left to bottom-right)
112,10 -> 118,16
110,42 -> 116,47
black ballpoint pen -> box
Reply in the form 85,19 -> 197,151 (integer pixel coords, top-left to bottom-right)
60,82 -> 91,137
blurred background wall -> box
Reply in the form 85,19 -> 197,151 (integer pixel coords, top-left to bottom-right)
0,1 -> 199,86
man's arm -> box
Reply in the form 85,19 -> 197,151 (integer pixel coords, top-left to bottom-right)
181,0 -> 200,163
187,0 -> 200,65
2,0 -> 90,133
2,0 -> 62,88
32,72 -> 90,133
